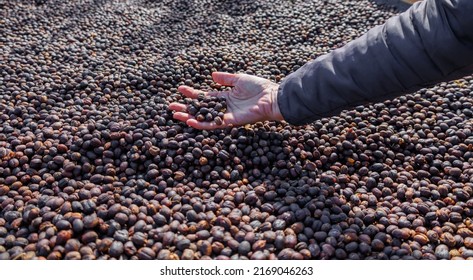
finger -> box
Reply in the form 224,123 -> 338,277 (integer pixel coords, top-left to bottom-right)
212,72 -> 239,87
168,102 -> 187,112
173,112 -> 194,123
178,85 -> 206,99
186,119 -> 224,130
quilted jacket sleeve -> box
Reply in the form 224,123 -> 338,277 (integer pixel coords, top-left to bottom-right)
277,0 -> 473,125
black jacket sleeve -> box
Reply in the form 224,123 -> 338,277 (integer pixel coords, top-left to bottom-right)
277,0 -> 473,126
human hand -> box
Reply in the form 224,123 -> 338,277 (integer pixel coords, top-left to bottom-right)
169,72 -> 284,130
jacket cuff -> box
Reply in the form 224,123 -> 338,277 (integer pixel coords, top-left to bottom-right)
277,65 -> 323,126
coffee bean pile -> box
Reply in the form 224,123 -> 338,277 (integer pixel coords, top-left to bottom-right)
185,95 -> 227,125
1,0 -> 473,260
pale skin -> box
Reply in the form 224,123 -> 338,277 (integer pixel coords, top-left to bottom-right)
169,72 -> 284,130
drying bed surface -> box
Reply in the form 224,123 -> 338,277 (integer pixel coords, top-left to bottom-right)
1,0 -> 473,260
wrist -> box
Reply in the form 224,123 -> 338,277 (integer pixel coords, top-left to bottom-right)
271,84 -> 284,121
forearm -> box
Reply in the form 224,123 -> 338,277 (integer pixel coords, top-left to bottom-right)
278,0 -> 473,126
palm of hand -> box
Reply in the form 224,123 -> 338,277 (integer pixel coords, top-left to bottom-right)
169,72 -> 283,130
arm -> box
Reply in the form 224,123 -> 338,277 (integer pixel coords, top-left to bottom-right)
278,0 -> 473,125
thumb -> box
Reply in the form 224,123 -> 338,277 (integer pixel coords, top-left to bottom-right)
212,72 -> 239,87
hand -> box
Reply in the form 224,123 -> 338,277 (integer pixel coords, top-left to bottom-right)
169,72 -> 284,130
